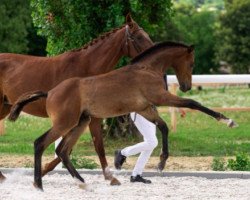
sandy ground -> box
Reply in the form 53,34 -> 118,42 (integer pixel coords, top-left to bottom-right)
0,155 -> 219,171
0,169 -> 249,200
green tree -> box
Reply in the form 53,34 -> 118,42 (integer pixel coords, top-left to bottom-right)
0,0 -> 31,53
216,0 -> 250,73
160,2 -> 219,74
0,0 -> 46,55
31,0 -> 173,55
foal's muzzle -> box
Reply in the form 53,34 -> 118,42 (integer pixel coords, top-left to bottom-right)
180,83 -> 191,92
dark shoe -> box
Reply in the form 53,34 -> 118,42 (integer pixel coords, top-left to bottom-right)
114,149 -> 126,170
130,175 -> 152,184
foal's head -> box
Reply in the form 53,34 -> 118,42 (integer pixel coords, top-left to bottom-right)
123,14 -> 153,57
131,41 -> 195,92
172,44 -> 194,92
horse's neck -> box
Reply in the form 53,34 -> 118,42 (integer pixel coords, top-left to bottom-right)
65,28 -> 126,76
140,48 -> 185,75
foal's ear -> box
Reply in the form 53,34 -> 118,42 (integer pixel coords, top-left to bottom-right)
187,45 -> 195,53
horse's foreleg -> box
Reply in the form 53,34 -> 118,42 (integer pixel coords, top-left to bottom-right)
161,92 -> 238,127
0,94 -> 11,120
0,95 -> 12,182
89,118 -> 120,185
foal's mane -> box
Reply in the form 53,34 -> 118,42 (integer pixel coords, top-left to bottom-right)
131,41 -> 189,64
70,24 -> 128,52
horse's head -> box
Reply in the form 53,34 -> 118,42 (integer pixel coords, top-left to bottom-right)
123,14 -> 154,57
172,45 -> 195,92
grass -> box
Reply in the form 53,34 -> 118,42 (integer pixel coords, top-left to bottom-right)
0,86 -> 249,157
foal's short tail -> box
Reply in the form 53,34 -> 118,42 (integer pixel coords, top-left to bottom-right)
8,91 -> 48,122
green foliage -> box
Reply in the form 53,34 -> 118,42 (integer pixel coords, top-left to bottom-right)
211,157 -> 226,171
0,0 -> 46,55
0,0 -> 31,53
70,155 -> 98,169
31,0 -> 173,55
227,153 -> 250,171
160,2 -> 220,74
215,0 -> 250,73
212,153 -> 250,171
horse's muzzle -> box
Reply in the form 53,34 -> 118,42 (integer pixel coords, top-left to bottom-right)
180,84 -> 191,92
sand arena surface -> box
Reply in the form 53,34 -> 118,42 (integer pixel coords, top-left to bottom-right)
0,155 -> 217,171
0,169 -> 249,200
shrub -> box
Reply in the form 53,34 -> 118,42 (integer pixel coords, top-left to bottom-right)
70,155 -> 98,169
212,153 -> 250,171
227,153 -> 250,171
212,157 -> 226,171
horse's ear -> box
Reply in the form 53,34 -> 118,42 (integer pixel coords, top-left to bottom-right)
126,13 -> 135,28
126,13 -> 133,23
188,45 -> 195,53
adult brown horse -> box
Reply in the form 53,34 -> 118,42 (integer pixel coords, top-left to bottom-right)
9,41 -> 237,190
0,14 -> 153,184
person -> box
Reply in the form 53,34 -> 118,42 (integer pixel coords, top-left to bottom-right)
114,112 -> 157,184
114,74 -> 186,184
113,74 -> 168,184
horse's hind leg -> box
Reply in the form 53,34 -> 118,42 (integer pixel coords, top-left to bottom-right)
41,157 -> 61,177
55,113 -> 91,188
89,117 -> 121,185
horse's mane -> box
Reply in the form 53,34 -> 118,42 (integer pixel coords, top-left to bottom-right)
70,24 -> 127,52
131,41 -> 190,64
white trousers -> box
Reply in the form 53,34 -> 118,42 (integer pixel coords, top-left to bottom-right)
121,112 -> 157,176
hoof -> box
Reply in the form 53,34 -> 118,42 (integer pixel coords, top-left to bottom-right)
104,167 -> 113,180
157,161 -> 166,172
110,177 -> 121,186
0,172 -> 6,183
227,119 -> 238,128
219,118 -> 238,128
74,178 -> 88,189
78,182 -> 88,190
33,182 -> 44,191
0,176 -> 6,183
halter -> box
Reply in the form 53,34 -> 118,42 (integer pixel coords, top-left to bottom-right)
125,25 -> 143,55
125,25 -> 144,123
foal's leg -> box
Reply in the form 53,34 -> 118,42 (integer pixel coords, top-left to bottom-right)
34,128 -> 57,190
159,92 -> 237,127
137,106 -> 169,172
89,117 -> 120,185
34,119 -> 77,190
55,114 -> 91,187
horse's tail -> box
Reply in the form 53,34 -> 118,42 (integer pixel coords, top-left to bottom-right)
8,91 -> 48,122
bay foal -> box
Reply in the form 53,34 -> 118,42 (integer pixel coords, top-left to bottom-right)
9,41 -> 237,190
